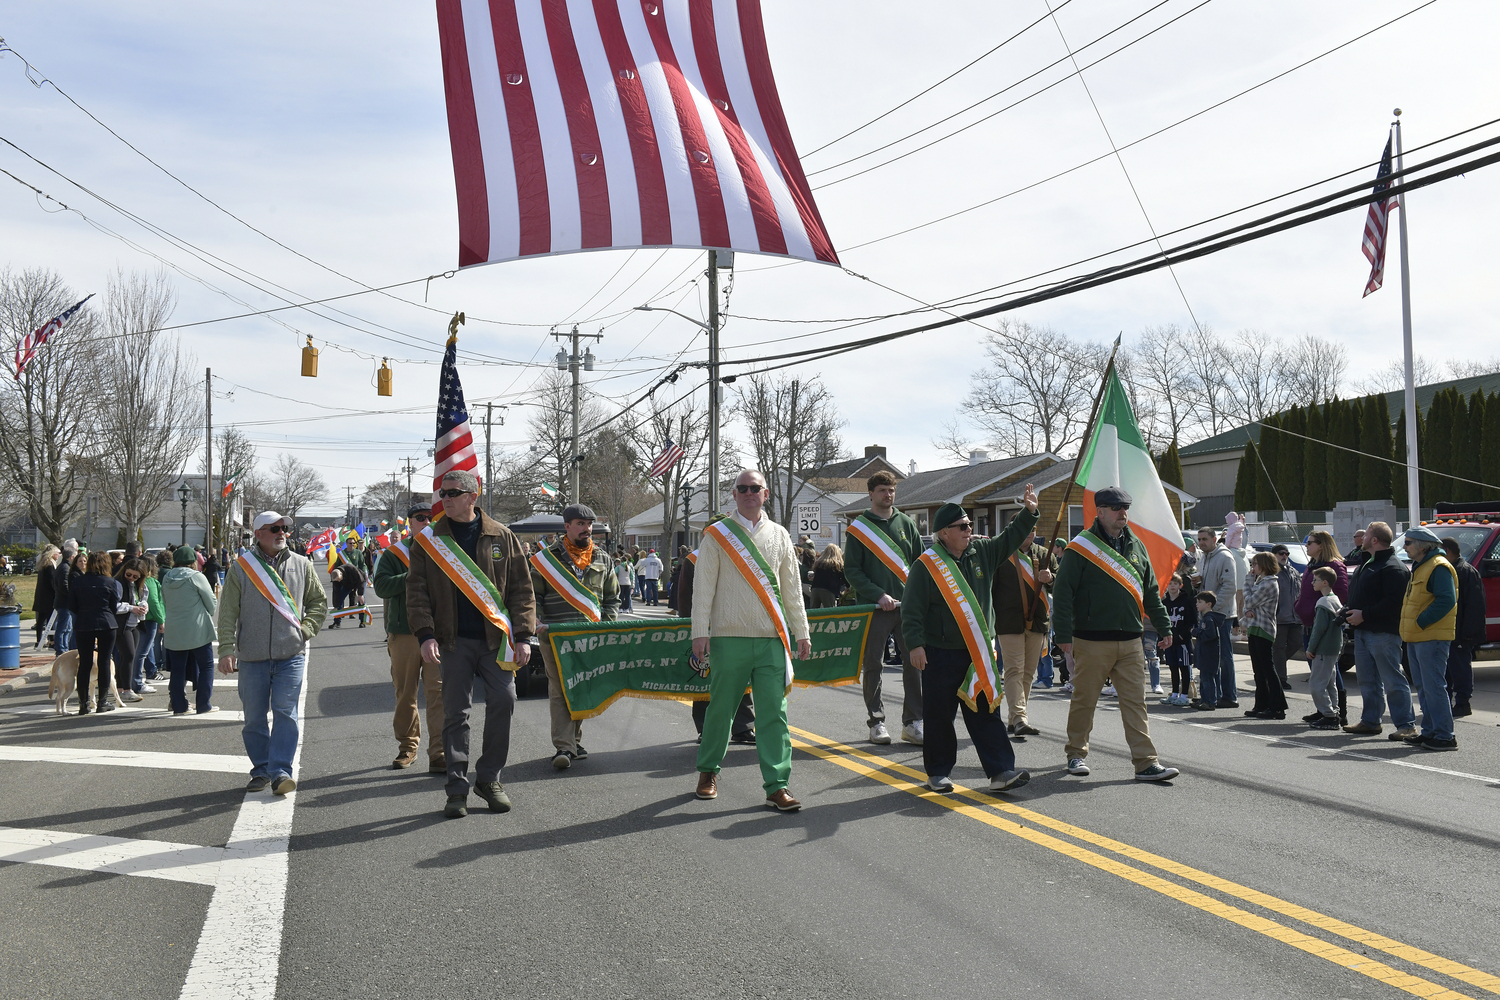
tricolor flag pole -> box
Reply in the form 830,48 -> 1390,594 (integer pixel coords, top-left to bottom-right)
1048,333 -> 1123,545
1393,108 -> 1421,527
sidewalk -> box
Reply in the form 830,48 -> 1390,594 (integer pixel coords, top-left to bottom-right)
0,650 -> 57,696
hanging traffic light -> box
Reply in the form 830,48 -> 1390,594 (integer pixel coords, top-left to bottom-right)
378,358 -> 393,396
301,336 -> 319,377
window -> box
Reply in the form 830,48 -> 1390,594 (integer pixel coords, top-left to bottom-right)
1068,505 -> 1084,537
917,511 -> 930,535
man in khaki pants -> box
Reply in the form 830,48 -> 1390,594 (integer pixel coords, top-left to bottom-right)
1051,487 -> 1180,782
993,525 -> 1056,739
374,504 -> 443,771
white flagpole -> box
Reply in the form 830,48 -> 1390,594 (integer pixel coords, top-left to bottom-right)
1393,109 -> 1420,526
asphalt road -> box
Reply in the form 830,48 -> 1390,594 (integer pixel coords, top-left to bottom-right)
3,606 -> 1498,1000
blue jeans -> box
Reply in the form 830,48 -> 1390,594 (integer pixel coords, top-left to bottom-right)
1407,639 -> 1455,741
644,579 -> 658,605
167,643 -> 215,714
150,625 -> 165,678
1036,644 -> 1055,687
53,607 -> 74,652
131,622 -> 160,691
1217,617 -> 1237,702
1353,631 -> 1414,729
1142,630 -> 1160,689
1195,639 -> 1221,704
238,653 -> 306,779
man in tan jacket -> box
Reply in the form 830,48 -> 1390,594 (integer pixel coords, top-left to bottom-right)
690,470 -> 811,812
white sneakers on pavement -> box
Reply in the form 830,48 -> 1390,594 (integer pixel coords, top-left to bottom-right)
1101,684 -> 1117,697
1066,757 -> 1091,776
901,721 -> 924,745
869,722 -> 893,745
990,769 -> 1030,792
927,775 -> 953,792
1058,682 -> 1074,694
121,690 -> 143,702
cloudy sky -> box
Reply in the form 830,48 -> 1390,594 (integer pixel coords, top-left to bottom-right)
3,0 -> 1497,514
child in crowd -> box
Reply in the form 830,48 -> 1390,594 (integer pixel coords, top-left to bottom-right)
1303,566 -> 1344,730
1161,573 -> 1197,706
1191,590 -> 1225,710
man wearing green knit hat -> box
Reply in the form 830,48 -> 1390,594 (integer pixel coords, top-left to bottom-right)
902,485 -> 1040,794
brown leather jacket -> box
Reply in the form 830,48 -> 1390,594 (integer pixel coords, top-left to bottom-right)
405,511 -> 537,649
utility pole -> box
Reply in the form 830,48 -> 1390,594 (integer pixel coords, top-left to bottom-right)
485,402 -> 493,517
389,472 -> 400,523
204,366 -> 213,552
402,457 -> 417,504
1394,109 -> 1421,527
707,251 -> 720,515
345,485 -> 354,524
553,326 -> 602,505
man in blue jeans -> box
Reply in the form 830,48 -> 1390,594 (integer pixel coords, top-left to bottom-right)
1340,522 -> 1416,739
217,511 -> 328,794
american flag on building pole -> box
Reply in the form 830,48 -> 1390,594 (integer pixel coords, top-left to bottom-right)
1361,135 -> 1395,297
13,294 -> 94,379
433,332 -> 480,513
434,0 -> 838,268
648,438 -> 686,477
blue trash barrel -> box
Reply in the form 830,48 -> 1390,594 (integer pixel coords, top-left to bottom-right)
0,608 -> 20,670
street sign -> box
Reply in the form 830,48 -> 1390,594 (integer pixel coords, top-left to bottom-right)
795,503 -> 821,536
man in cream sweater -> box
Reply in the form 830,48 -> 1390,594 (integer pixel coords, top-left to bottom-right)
691,470 -> 812,812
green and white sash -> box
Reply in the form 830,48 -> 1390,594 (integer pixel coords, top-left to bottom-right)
1065,528 -> 1145,618
236,549 -> 303,630
846,513 -> 910,584
704,517 -> 795,687
415,525 -> 515,662
917,545 -> 1000,713
530,544 -> 602,622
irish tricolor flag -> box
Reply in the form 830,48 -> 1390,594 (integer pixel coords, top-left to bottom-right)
1074,368 -> 1182,596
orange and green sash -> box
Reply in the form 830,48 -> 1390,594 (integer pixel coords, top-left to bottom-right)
847,513 -> 909,584
1066,528 -> 1145,618
386,539 -> 410,568
530,544 -> 601,622
414,525 -> 515,663
917,545 -> 1000,712
1010,550 -> 1048,627
236,550 -> 303,630
704,518 -> 794,687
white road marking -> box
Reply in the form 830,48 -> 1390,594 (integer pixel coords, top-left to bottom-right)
0,825 -> 225,885
0,704 -> 245,722
0,746 -> 249,773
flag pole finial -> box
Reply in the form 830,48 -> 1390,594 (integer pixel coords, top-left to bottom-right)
447,311 -> 465,341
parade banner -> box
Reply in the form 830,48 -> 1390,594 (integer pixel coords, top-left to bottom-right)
549,605 -> 877,720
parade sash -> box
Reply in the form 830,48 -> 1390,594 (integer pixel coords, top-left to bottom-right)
686,549 -> 697,564
847,514 -> 909,585
548,606 -> 874,719
917,546 -> 1000,713
1066,528 -> 1145,618
1011,550 -> 1048,627
386,540 -> 410,568
414,525 -> 515,662
530,545 -> 602,622
329,605 -> 369,621
236,550 -> 303,630
704,517 -> 795,687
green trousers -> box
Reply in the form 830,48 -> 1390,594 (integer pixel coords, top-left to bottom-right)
696,636 -> 791,794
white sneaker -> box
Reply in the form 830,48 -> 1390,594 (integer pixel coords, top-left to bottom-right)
1102,684 -> 1117,697
1067,757 -> 1091,776
869,722 -> 893,745
121,690 -> 143,702
927,775 -> 953,792
1059,682 -> 1074,694
1151,684 -> 1164,694
901,721 -> 924,745
141,684 -> 158,694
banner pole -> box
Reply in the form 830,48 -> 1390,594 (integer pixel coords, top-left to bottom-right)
1047,333 -> 1122,544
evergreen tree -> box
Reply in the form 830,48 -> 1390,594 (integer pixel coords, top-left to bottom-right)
1303,402 -> 1330,511
1157,439 -> 1184,488
1332,399 -> 1360,504
1483,390 -> 1500,502
1423,389 -> 1453,503
1394,404 -> 1426,512
1257,415 -> 1282,513
1357,394 -> 1394,499
1234,441 -> 1258,512
1456,390 -> 1481,502
1277,405 -> 1306,511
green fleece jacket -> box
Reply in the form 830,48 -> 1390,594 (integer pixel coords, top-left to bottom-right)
1052,520 -> 1171,644
372,545 -> 411,635
901,507 -> 1039,652
843,507 -> 924,605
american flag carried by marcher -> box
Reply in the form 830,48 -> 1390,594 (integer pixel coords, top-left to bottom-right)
13,294 -> 93,379
648,438 -> 686,477
1361,135 -> 1395,297
433,316 -> 480,513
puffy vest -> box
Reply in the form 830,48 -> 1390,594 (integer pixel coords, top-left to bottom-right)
1400,552 -> 1456,642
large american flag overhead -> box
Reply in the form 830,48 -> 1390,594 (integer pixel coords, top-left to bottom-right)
434,334 -> 479,495
435,0 -> 838,267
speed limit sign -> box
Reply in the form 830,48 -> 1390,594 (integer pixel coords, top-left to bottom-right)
795,503 -> 821,535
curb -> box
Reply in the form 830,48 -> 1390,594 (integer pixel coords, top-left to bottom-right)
0,659 -> 54,696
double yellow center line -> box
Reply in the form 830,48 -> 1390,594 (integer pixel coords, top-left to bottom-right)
789,725 -> 1498,1000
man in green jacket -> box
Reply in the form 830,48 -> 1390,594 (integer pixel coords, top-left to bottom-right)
992,525 -> 1057,738
1052,487 -> 1179,782
842,470 -> 924,746
901,485 -> 1040,794
374,504 -> 443,772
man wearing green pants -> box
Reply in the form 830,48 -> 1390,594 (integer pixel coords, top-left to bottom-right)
691,469 -> 812,812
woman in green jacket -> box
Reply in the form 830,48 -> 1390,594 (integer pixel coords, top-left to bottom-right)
161,546 -> 220,716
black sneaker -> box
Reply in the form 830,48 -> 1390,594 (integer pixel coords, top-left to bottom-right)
1421,736 -> 1458,751
1216,700 -> 1239,709
475,781 -> 511,813
1135,763 -> 1180,782
573,744 -> 589,760
730,730 -> 757,745
551,750 -> 574,770
1452,703 -> 1472,718
1302,710 -> 1325,724
444,795 -> 468,818
246,776 -> 271,792
1308,715 -> 1340,730
96,701 -> 116,713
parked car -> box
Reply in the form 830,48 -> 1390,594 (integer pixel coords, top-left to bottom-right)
1251,541 -> 1308,574
1392,502 -> 1500,644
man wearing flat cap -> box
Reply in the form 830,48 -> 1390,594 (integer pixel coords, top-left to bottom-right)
901,485 -> 1041,794
374,503 -> 443,771
530,502 -> 619,770
1053,486 -> 1180,782
407,469 -> 537,818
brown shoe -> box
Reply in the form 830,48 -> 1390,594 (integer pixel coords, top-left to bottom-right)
766,789 -> 802,812
428,756 -> 447,774
1342,721 -> 1382,735
695,772 -> 718,799
392,748 -> 418,769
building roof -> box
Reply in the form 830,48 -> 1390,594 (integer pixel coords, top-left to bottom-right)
834,453 -> 1055,515
799,454 -> 904,482
1177,370 -> 1500,459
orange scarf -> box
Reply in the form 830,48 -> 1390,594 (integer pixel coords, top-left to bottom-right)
564,537 -> 594,576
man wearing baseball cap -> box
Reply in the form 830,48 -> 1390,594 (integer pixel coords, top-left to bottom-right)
217,511 -> 328,795
530,502 -> 619,769
406,470 -> 537,818
1052,487 -> 1180,782
373,503 -> 442,771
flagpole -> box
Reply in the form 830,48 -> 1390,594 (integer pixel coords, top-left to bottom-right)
1394,109 -> 1421,526
1047,333 -> 1122,544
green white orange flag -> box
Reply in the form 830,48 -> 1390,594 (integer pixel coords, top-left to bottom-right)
1073,367 -> 1183,596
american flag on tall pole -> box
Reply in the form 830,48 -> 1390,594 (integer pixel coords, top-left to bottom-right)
13,294 -> 93,379
1361,135 -> 1395,297
648,438 -> 686,477
433,322 -> 480,513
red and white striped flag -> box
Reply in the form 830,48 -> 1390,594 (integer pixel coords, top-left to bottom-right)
13,294 -> 93,379
1361,135 -> 1395,297
433,333 -> 480,514
648,438 -> 686,477
435,0 -> 837,267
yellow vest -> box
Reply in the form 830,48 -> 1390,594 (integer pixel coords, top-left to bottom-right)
1400,552 -> 1456,642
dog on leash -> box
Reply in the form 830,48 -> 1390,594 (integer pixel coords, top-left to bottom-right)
47,649 -> 125,715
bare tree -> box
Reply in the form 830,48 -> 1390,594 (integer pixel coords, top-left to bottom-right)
92,270 -> 203,541
1286,333 -> 1349,405
358,476 -> 404,525
197,425 -> 259,549
732,373 -> 845,528
931,417 -> 977,465
965,321 -> 1102,458
1446,356 -> 1500,380
1179,323 -> 1234,437
581,426 -> 653,539
0,268 -> 102,544
631,395 -> 711,546
524,369 -> 607,504
1221,329 -> 1297,427
1131,324 -> 1200,446
1354,354 -> 1442,394
266,453 -> 329,520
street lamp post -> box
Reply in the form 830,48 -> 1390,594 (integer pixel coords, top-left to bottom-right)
177,482 -> 192,546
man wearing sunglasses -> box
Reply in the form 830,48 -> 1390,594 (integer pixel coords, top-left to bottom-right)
374,503 -> 443,772
217,511 -> 328,795
691,470 -> 812,812
407,470 -> 537,818
1052,487 -> 1180,782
